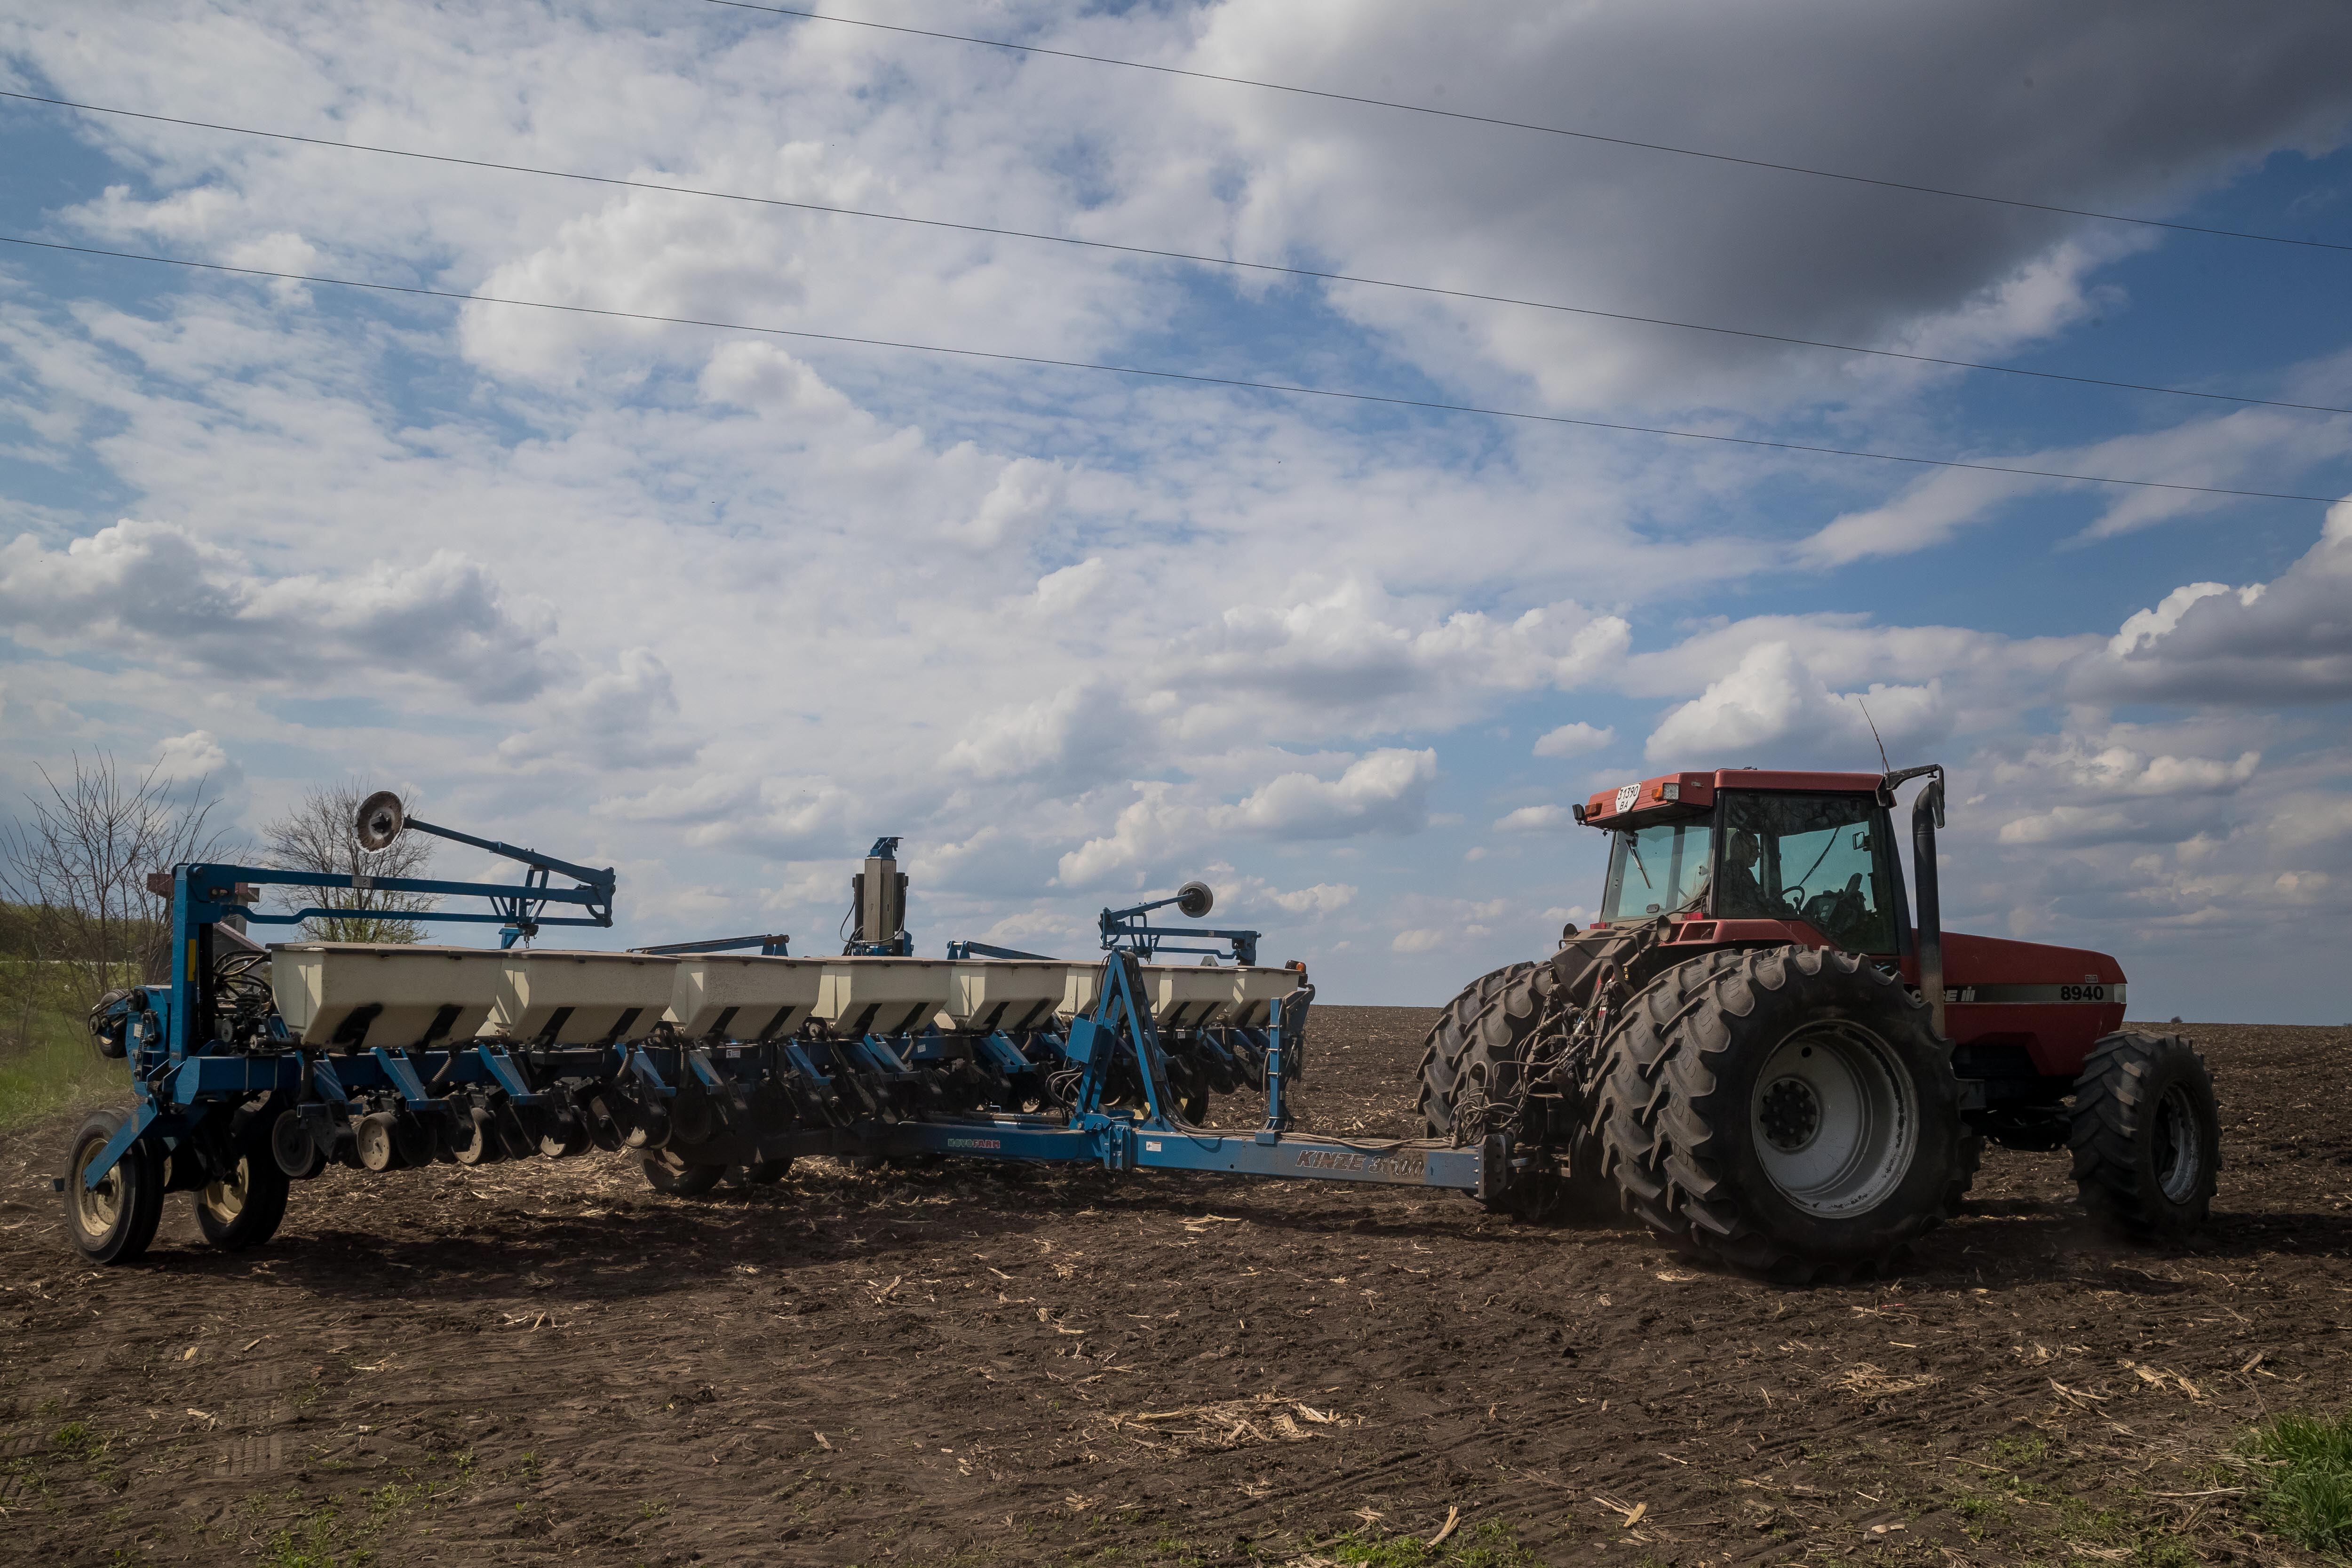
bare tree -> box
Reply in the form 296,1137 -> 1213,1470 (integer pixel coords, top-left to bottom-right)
0,753 -> 226,1011
262,780 -> 437,943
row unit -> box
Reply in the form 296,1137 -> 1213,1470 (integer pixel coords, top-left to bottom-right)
268,944 -> 1299,1050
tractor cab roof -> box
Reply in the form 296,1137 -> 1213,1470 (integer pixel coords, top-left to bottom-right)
1579,769 -> 1888,830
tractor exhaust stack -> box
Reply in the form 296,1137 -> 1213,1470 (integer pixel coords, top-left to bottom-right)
1906,770 -> 1947,1038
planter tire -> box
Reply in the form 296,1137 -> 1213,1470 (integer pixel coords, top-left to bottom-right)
195,1146 -> 291,1252
63,1109 -> 165,1266
642,1150 -> 725,1197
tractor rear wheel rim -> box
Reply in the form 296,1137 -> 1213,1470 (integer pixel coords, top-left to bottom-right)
74,1139 -> 123,1239
1750,1022 -> 1918,1218
201,1156 -> 251,1225
2153,1083 -> 2204,1202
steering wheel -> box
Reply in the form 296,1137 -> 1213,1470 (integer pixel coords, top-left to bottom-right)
1799,873 -> 1867,947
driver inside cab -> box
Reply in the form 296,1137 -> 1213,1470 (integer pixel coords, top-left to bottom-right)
1711,829 -> 1770,918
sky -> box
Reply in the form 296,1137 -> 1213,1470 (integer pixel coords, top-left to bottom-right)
2,0 -> 2349,1022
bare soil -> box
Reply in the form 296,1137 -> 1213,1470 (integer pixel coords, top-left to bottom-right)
3,1010 -> 2349,1567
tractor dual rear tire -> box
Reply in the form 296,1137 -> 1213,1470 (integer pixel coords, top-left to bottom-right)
1592,946 -> 1975,1282
1414,962 -> 1541,1141
1416,963 -> 1613,1222
2070,1031 -> 2218,1240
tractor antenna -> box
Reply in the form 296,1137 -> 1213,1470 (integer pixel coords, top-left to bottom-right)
1858,699 -> 1892,774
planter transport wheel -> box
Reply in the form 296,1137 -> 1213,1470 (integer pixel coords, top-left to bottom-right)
196,1148 -> 291,1251
728,1159 -> 792,1187
642,1151 -> 725,1196
62,1109 -> 164,1266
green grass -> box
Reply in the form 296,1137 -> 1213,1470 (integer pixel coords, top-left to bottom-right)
49,1421 -> 106,1462
1989,1432 -> 2048,1466
1317,1520 -> 1542,1568
2238,1410 -> 2352,1555
0,1013 -> 121,1128
258,1500 -> 348,1568
252,1473 -> 451,1568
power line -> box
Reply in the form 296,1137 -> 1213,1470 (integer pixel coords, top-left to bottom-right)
698,0 -> 2352,257
7,88 -> 2344,420
3,233 -> 2339,507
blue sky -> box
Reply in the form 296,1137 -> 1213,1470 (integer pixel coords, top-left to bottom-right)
3,1 -> 2349,1021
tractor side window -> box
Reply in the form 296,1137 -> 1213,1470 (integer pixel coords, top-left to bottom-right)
1718,793 -> 1896,953
1601,819 -> 1715,922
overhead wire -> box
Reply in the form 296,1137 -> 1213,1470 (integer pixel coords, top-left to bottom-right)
698,0 -> 2352,256
4,88 -> 2344,419
3,233 -> 2338,506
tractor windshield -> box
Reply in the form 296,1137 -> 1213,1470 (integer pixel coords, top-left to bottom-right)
1715,792 -> 1898,953
1601,818 -> 1714,922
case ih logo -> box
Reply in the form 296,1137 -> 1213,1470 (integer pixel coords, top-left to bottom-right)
1293,1149 -> 1428,1179
1614,784 -> 1640,813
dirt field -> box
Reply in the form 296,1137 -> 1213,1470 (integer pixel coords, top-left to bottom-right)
2,1008 -> 2347,1567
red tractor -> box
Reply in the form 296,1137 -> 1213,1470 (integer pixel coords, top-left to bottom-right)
1418,764 -> 2220,1281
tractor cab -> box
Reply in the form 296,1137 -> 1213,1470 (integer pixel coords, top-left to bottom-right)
1585,771 -> 1901,955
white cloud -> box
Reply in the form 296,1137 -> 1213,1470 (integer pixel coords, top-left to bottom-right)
1165,581 -> 1631,741
1799,411 -> 2349,565
0,521 -> 560,700
151,729 -> 228,781
1644,642 -> 1941,768
1030,557 -> 1108,615
497,647 -> 699,771
1267,882 -> 1358,916
943,682 -> 1149,785
1055,748 -> 1438,887
1532,721 -> 1615,758
1217,748 -> 1438,836
940,458 -> 1068,549
2108,583 -> 2261,658
1495,804 -> 1577,833
2085,499 -> 2352,702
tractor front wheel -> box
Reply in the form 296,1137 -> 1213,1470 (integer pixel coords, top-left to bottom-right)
1592,946 -> 1974,1281
2069,1031 -> 2218,1239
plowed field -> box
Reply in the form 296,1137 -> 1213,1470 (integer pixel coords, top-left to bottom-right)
2,1010 -> 2347,1566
